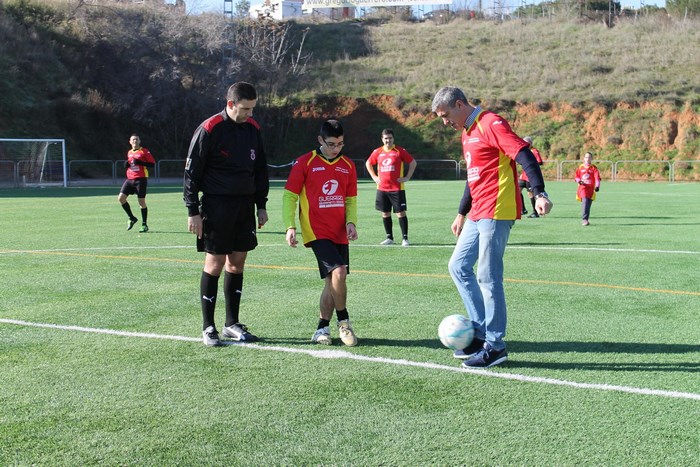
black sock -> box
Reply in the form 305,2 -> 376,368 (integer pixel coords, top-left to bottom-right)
382,217 -> 393,239
224,271 -> 243,327
200,271 -> 219,330
530,197 -> 536,211
317,319 -> 330,330
141,207 -> 148,224
336,308 -> 349,322
520,193 -> 526,210
121,202 -> 136,220
399,216 -> 408,240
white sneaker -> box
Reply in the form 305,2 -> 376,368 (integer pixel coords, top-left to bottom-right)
401,239 -> 410,247
311,326 -> 332,345
337,319 -> 357,347
380,238 -> 394,246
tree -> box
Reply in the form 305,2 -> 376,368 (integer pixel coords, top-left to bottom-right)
234,0 -> 251,19
666,0 -> 700,17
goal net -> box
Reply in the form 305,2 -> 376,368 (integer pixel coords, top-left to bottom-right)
0,138 -> 67,187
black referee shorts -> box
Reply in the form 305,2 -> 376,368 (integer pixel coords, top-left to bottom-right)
197,194 -> 257,254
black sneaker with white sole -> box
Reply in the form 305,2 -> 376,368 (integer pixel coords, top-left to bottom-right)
453,337 -> 486,359
202,326 -> 222,347
222,323 -> 258,342
462,343 -> 508,368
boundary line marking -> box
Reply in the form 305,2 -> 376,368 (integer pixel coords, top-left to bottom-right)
1,249 -> 698,296
2,318 -> 699,402
1,244 -> 699,255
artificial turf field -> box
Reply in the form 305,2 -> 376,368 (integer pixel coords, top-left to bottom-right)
1,180 -> 699,465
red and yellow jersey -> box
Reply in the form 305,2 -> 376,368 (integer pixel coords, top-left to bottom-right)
282,150 -> 358,246
462,111 -> 528,221
367,145 -> 415,191
519,147 -> 543,182
125,147 -> 156,180
575,164 -> 601,201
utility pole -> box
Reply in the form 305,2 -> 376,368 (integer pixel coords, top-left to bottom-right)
223,0 -> 235,83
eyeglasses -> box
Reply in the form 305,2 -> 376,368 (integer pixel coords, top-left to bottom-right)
323,140 -> 344,149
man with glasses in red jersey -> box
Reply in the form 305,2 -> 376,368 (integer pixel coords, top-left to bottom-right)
282,119 -> 359,347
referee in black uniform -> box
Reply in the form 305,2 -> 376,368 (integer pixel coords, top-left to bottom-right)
183,82 -> 270,346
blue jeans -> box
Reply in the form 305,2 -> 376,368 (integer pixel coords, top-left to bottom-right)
581,197 -> 593,220
448,219 -> 514,351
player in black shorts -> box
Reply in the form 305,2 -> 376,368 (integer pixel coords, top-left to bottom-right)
118,134 -> 155,232
365,129 -> 417,246
183,82 -> 270,347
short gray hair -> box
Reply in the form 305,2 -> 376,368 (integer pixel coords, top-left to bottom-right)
431,86 -> 468,113
523,136 -> 533,144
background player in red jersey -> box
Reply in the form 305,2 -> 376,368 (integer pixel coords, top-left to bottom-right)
574,151 -> 601,226
282,119 -> 359,347
184,82 -> 270,346
118,134 -> 155,232
519,136 -> 544,218
432,86 -> 553,368
365,128 -> 417,246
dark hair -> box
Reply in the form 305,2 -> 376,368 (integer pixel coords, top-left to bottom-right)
381,128 -> 394,137
130,134 -> 140,138
320,119 -> 343,139
227,82 -> 257,103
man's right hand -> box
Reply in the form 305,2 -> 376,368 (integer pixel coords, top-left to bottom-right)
451,214 -> 466,237
286,228 -> 298,248
188,214 -> 203,239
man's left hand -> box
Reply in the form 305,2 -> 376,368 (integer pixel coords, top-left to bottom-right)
535,197 -> 554,217
346,223 -> 358,241
257,208 -> 268,228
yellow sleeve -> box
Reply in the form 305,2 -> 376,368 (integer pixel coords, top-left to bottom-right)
345,196 -> 358,226
282,189 -> 299,230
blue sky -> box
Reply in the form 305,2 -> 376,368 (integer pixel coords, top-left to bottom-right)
189,0 -> 664,15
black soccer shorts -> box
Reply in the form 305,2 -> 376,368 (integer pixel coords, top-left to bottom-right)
197,194 -> 257,254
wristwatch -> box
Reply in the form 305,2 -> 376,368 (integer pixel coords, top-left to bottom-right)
534,191 -> 549,200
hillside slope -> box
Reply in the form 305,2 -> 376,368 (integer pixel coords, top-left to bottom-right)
0,1 -> 698,167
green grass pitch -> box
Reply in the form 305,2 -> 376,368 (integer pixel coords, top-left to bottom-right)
1,180 -> 699,465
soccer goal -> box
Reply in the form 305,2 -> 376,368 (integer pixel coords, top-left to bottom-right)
0,138 -> 67,187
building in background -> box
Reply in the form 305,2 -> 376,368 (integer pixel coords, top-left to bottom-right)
250,0 -> 356,19
251,0 -> 305,19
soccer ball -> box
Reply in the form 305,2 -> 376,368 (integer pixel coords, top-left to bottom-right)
438,314 -> 474,350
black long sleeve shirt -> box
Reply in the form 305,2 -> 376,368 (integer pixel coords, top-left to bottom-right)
183,109 -> 269,216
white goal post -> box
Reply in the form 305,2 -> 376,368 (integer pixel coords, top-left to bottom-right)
0,138 -> 68,187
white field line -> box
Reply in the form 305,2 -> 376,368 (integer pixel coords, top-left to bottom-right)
1,245 -> 698,255
2,318 -> 699,402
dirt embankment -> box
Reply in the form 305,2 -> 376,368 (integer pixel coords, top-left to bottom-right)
290,96 -> 700,162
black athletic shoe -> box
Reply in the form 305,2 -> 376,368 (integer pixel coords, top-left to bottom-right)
222,323 -> 258,342
202,326 -> 222,347
127,217 -> 138,230
453,337 -> 485,359
462,343 -> 508,368
528,212 -> 540,218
